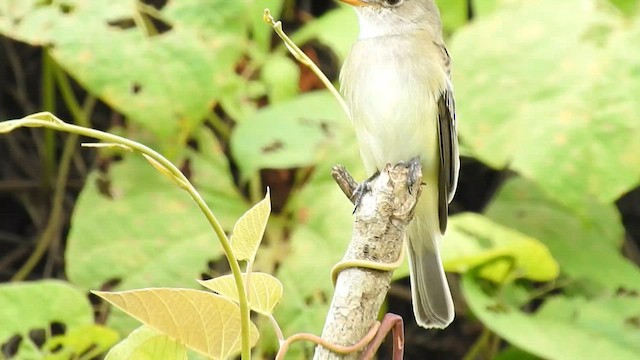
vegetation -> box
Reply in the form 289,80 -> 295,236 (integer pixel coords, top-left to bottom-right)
1,0 -> 639,359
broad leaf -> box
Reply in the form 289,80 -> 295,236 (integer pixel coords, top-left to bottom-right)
94,288 -> 259,360
189,129 -> 249,229
442,213 -> 559,282
436,0 -> 469,33
486,178 -> 640,293
266,150 -> 361,356
0,281 -> 94,358
44,325 -> 119,360
230,91 -> 350,180
463,274 -> 640,360
451,0 -> 640,207
0,0 -> 244,153
66,156 -> 228,291
199,272 -> 283,315
105,326 -> 187,360
231,190 -> 272,263
65,155 -> 234,333
290,5 -> 358,62
261,54 -> 301,104
393,212 -> 559,282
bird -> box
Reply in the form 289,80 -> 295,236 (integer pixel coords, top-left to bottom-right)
338,0 -> 459,328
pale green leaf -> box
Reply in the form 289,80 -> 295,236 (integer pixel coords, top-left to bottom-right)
261,54 -> 300,104
93,288 -> 259,360
105,326 -> 188,360
44,325 -> 119,360
493,347 -> 541,360
442,213 -> 559,282
608,0 -> 640,15
290,5 -> 358,62
452,0 -> 640,206
162,0 -> 247,37
463,274 -> 640,360
0,280 -> 93,341
436,0 -> 469,33
66,155 -> 228,290
230,91 -> 350,180
486,177 -> 640,293
199,272 -> 283,315
265,154 -> 361,356
250,0 -> 285,52
188,128 -> 249,229
0,0 -> 244,152
65,155 -> 232,334
231,190 -> 272,262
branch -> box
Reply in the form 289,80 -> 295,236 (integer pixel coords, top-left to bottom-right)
313,163 -> 421,359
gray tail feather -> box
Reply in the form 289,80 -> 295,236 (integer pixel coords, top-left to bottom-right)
407,235 -> 454,328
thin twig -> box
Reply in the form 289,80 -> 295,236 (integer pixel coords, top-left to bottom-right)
263,9 -> 351,120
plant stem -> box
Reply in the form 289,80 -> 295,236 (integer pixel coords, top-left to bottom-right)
53,64 -> 89,127
463,326 -> 491,360
12,133 -> 77,281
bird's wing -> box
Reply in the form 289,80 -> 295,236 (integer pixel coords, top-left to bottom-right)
435,43 -> 460,234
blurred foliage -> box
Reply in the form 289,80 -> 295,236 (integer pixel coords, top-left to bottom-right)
1,0 -> 640,359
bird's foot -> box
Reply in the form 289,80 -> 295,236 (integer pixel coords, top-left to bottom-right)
351,170 -> 379,213
406,157 -> 423,193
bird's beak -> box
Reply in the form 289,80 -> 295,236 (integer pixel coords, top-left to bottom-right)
339,0 -> 368,6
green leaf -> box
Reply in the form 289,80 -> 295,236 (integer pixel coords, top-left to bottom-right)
189,129 -> 249,230
250,0 -> 285,53
493,347 -> 541,360
436,0 -> 469,33
162,0 -> 248,38
261,54 -> 300,104
66,155 -> 228,291
105,326 -> 188,360
94,288 -> 259,360
0,0 -> 244,153
462,274 -> 640,360
199,272 -> 283,315
231,190 -> 272,263
65,155 -> 232,333
608,0 -> 640,16
230,91 -> 350,180
0,280 -> 94,358
53,29 -> 241,151
44,324 -> 119,360
393,212 -> 559,282
266,153 -> 361,356
451,0 -> 640,207
290,5 -> 358,62
442,213 -> 559,282
486,177 -> 640,293
471,0 -> 510,18
0,0 -> 130,45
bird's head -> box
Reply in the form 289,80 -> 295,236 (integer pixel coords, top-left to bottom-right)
339,0 -> 442,39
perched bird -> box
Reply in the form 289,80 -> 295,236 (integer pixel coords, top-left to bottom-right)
339,0 -> 459,328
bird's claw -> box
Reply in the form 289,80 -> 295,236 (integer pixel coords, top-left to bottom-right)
351,171 -> 379,213
405,157 -> 422,194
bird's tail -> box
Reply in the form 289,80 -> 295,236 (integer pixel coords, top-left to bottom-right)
407,225 -> 454,328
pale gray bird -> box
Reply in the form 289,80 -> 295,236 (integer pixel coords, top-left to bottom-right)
339,0 -> 459,328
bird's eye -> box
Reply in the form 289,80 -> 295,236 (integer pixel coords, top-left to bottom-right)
385,0 -> 402,6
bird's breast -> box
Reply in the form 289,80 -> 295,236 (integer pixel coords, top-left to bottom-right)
341,34 -> 447,174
